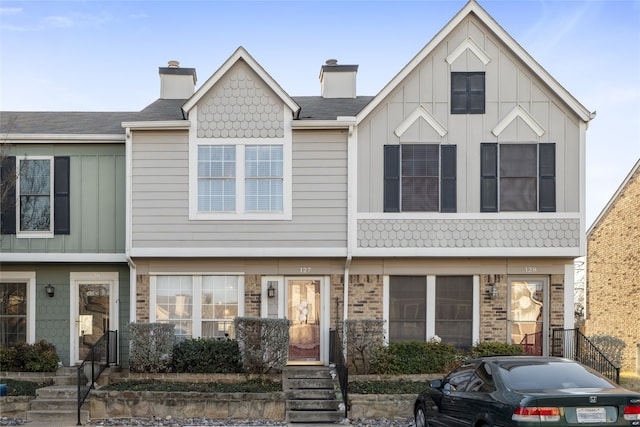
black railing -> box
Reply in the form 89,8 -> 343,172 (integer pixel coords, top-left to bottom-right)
551,328 -> 620,383
77,330 -> 118,425
329,328 -> 348,417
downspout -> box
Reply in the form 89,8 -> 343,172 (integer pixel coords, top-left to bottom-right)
124,127 -> 137,325
343,123 -> 356,357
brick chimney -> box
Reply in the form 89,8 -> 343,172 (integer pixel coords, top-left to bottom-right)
320,59 -> 358,99
159,60 -> 197,99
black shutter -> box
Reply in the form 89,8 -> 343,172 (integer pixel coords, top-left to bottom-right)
440,145 -> 456,212
384,145 -> 400,212
54,156 -> 70,234
480,143 -> 498,212
538,143 -> 556,212
0,156 -> 16,234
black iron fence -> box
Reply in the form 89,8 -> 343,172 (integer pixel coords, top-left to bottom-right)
329,328 -> 348,417
77,330 -> 118,425
551,328 -> 620,383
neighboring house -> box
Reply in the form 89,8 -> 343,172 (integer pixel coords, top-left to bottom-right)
1,0 -> 592,368
585,159 -> 640,372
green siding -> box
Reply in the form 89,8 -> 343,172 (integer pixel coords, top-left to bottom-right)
0,144 -> 125,254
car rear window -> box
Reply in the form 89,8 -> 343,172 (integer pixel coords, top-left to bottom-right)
497,361 -> 614,391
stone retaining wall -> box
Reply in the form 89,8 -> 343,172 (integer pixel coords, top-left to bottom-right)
0,396 -> 32,418
86,391 -> 414,421
89,391 -> 287,420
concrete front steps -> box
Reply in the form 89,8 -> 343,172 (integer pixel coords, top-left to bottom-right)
283,366 -> 345,424
27,384 -> 89,424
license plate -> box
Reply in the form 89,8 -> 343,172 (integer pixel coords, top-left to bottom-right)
576,407 -> 606,423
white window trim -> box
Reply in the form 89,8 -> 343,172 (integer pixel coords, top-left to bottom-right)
69,272 -> 119,364
188,104 -> 292,221
15,156 -> 54,238
0,271 -> 36,343
383,274 -> 479,345
149,273 -> 245,338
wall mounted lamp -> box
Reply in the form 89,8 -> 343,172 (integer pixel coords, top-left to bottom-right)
45,284 -> 55,298
487,283 -> 498,300
267,283 -> 276,298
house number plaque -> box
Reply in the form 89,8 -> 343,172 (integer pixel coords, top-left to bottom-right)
525,266 -> 537,273
300,267 -> 312,273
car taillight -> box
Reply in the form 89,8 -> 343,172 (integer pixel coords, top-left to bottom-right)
512,407 -> 561,422
624,405 -> 640,421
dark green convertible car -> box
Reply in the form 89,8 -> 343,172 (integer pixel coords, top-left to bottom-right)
414,356 -> 640,426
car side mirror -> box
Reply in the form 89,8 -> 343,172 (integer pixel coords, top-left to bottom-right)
429,379 -> 442,388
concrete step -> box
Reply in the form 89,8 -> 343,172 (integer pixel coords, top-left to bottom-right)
287,399 -> 341,411
286,389 -> 337,400
27,409 -> 89,424
29,398 -> 78,410
286,410 -> 343,423
36,385 -> 77,399
283,377 -> 335,390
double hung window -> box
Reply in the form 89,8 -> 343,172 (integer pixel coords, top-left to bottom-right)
196,144 -> 283,216
152,275 -> 242,341
384,144 -> 456,212
480,143 -> 556,212
0,282 -> 27,347
0,156 -> 70,236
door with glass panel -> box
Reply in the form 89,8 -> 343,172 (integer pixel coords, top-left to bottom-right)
0,282 -> 27,348
509,279 -> 546,355
287,279 -> 321,362
74,281 -> 115,363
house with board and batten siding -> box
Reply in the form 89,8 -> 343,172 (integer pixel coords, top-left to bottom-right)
1,0 -> 592,368
124,0 -> 592,365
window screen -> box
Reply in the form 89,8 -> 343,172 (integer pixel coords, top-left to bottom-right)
435,276 -> 473,348
500,144 -> 537,211
389,276 -> 426,341
401,144 -> 439,211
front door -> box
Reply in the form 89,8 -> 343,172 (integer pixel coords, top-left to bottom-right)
287,279 -> 321,363
71,272 -> 118,364
509,278 -> 547,355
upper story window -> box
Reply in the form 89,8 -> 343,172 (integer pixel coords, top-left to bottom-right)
480,143 -> 556,212
384,144 -> 456,213
451,72 -> 485,114
197,144 -> 283,215
0,156 -> 70,237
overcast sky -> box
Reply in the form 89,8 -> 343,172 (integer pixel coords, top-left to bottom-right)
1,0 -> 638,228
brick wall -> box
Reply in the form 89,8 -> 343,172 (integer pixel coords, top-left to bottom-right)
244,274 -> 261,317
347,275 -> 384,320
135,274 -> 150,322
586,165 -> 640,371
479,275 -> 508,342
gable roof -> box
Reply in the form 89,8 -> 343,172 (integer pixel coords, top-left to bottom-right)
356,0 -> 593,123
587,158 -> 640,236
182,46 -> 300,116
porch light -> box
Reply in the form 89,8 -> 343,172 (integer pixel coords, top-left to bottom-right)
267,283 -> 276,298
45,284 -> 55,298
487,283 -> 498,300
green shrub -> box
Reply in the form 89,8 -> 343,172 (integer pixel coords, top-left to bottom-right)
0,379 -> 54,396
100,378 -> 281,393
0,340 -> 59,372
467,341 -> 524,357
129,323 -> 175,373
370,341 -> 458,374
171,338 -> 243,373
349,379 -> 431,394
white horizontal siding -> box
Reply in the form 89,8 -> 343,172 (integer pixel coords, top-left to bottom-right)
131,129 -> 348,251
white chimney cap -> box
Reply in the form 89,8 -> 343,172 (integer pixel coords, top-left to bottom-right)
168,60 -> 180,68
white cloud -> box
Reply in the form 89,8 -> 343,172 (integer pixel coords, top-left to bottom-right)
43,15 -> 74,28
0,7 -> 22,15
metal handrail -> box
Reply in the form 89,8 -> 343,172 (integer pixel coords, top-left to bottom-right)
329,328 -> 348,417
77,330 -> 118,425
519,331 -> 542,355
551,328 -> 620,383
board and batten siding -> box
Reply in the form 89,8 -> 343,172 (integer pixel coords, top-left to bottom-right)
0,144 -> 125,254
130,129 -> 348,249
357,14 -> 582,215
